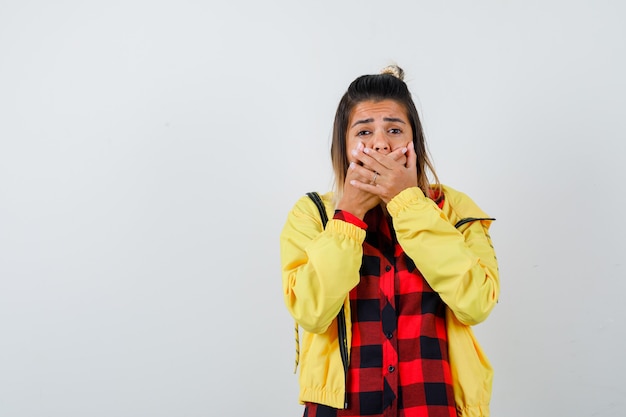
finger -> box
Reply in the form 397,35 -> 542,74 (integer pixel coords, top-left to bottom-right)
361,147 -> 393,171
405,141 -> 417,170
362,146 -> 410,172
349,178 -> 380,194
349,162 -> 378,184
353,148 -> 398,174
389,146 -> 408,166
349,147 -> 381,175
350,145 -> 378,168
388,146 -> 409,162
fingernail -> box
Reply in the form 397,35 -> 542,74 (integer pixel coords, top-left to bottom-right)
351,149 -> 358,157
402,147 -> 408,154
349,162 -> 356,170
363,147 -> 370,154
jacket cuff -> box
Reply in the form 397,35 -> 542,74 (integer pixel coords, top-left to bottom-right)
325,218 -> 367,243
387,187 -> 428,217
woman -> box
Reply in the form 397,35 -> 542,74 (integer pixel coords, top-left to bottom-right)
280,65 -> 499,417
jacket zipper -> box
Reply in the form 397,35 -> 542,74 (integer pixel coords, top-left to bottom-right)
337,305 -> 349,409
305,192 -> 350,409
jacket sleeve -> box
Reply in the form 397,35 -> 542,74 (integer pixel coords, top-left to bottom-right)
280,195 -> 366,334
387,187 -> 500,325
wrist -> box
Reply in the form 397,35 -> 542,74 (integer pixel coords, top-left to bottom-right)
335,204 -> 366,220
334,210 -> 368,229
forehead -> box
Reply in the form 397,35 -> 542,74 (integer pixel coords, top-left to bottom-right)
349,99 -> 408,123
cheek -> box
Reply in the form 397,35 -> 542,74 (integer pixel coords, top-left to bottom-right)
346,138 -> 359,162
347,153 -> 360,166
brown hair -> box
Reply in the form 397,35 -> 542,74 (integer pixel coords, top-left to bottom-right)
330,65 -> 440,199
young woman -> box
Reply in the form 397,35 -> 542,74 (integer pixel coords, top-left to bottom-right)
280,65 -> 499,417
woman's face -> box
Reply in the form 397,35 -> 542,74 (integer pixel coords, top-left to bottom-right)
346,99 -> 413,164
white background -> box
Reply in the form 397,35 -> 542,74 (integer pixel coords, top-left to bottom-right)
1,1 -> 625,416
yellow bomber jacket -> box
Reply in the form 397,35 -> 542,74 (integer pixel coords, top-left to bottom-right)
280,185 -> 500,417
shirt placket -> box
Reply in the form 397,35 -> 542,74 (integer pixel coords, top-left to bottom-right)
380,241 -> 398,416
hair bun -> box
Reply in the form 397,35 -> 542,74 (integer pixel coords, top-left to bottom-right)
380,64 -> 405,81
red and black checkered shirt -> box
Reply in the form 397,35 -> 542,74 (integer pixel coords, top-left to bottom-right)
304,201 -> 456,417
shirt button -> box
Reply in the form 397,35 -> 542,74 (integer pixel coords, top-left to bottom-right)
388,365 -> 395,373
386,332 -> 393,339
385,265 -> 391,272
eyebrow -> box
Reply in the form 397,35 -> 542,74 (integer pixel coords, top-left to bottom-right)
351,117 -> 406,128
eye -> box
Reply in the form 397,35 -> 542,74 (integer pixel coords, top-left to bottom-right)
356,130 -> 371,136
389,128 -> 402,134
